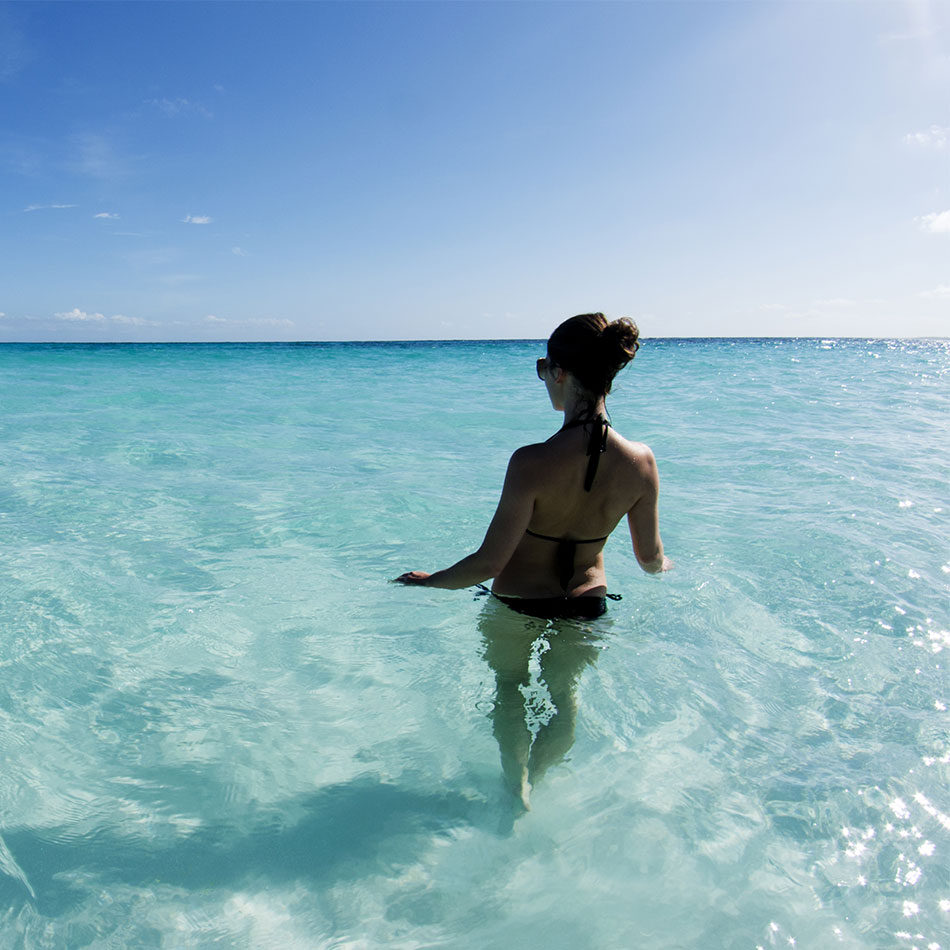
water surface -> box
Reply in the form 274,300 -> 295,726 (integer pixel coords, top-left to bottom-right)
0,339 -> 947,948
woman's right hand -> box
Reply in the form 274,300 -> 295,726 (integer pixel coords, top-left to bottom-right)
392,571 -> 431,585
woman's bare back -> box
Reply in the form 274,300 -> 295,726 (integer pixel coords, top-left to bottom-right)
492,425 -> 659,598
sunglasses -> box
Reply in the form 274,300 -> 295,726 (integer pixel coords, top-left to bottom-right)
536,357 -> 555,380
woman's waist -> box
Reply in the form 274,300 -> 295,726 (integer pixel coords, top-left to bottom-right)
495,550 -> 606,596
491,571 -> 607,600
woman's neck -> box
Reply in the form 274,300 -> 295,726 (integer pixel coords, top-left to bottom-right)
561,391 -> 606,425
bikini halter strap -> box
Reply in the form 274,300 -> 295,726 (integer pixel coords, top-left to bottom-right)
559,415 -> 610,492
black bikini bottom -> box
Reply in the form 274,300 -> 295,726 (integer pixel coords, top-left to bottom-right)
491,593 -> 608,620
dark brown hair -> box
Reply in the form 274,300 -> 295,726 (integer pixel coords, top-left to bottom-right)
547,312 -> 640,395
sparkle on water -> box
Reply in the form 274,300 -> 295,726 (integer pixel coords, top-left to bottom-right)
0,338 -> 947,949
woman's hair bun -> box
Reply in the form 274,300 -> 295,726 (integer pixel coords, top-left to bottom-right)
547,312 -> 641,395
601,317 -> 640,363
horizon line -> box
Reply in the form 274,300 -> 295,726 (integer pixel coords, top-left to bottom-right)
1,335 -> 948,346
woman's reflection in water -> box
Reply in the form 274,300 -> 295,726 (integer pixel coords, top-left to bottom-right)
479,598 -> 606,811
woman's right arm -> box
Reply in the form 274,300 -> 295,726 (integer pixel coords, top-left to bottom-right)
627,447 -> 672,573
393,446 -> 539,589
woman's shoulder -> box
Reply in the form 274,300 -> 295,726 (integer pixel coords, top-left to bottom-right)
506,438 -> 578,483
610,431 -> 659,475
508,440 -> 555,469
510,429 -> 656,466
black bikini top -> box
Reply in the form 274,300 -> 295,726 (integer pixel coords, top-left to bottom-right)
524,415 -> 611,590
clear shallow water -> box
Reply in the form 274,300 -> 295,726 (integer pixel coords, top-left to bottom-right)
0,338 -> 947,949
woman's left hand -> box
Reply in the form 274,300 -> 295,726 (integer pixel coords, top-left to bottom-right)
392,571 -> 431,585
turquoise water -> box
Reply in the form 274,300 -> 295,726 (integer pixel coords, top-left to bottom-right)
0,339 -> 947,949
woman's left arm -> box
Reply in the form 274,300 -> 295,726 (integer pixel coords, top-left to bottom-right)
394,447 -> 538,589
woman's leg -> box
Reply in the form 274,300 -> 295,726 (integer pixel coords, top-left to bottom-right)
527,626 -> 600,786
479,608 -> 538,809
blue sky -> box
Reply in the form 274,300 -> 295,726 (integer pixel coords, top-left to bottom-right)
1,1 -> 947,341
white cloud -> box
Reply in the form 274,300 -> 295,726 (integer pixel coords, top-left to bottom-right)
206,315 -> 227,323
147,97 -> 212,118
182,214 -> 212,224
23,203 -> 76,212
55,308 -> 106,322
917,210 -> 950,233
919,284 -> 950,299
54,308 -> 152,326
231,246 -> 248,256
94,211 -> 119,219
905,125 -> 950,148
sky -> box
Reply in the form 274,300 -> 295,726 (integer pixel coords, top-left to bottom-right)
1,0 -> 948,342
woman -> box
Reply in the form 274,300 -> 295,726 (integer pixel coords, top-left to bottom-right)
394,312 -> 672,617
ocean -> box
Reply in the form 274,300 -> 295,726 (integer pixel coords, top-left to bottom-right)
0,338 -> 947,949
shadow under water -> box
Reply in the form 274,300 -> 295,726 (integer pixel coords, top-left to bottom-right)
2,605 -> 612,919
1,776 -> 483,917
